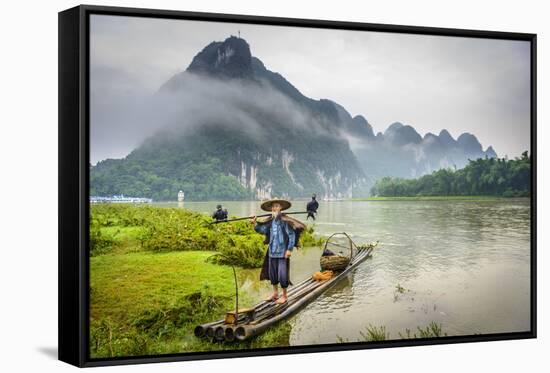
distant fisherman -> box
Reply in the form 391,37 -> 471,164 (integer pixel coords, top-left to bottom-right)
306,194 -> 319,220
212,204 -> 228,222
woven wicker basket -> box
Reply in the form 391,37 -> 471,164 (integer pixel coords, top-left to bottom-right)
320,255 -> 350,272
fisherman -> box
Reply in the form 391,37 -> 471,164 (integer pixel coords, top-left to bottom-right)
306,193 -> 319,220
211,204 -> 228,222
251,199 -> 305,304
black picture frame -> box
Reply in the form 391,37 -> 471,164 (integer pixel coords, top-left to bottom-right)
58,4 -> 537,367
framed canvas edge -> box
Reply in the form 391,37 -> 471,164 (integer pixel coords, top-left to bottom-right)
58,4 -> 538,368
79,3 -> 536,40
59,5 -> 86,367
81,332 -> 536,367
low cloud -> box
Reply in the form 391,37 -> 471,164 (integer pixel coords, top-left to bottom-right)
90,70 -> 342,163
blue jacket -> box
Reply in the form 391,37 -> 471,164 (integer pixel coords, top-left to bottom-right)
255,217 -> 296,258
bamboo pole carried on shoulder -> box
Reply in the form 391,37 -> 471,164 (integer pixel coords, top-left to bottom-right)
210,211 -> 309,224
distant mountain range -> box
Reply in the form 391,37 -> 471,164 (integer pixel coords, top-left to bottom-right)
347,119 -> 497,184
90,36 -> 497,201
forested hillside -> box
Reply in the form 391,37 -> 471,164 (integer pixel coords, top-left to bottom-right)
370,152 -> 530,197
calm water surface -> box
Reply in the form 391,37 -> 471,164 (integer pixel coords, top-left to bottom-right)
156,199 -> 531,344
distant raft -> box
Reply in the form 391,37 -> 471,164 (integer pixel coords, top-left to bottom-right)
194,238 -> 376,343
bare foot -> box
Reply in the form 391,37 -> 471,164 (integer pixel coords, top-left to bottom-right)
275,296 -> 287,304
264,293 -> 279,301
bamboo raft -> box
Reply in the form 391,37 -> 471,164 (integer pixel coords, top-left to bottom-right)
194,234 -> 375,342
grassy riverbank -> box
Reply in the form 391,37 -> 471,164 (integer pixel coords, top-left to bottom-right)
89,204 -> 322,358
90,204 -> 323,263
90,250 -> 293,358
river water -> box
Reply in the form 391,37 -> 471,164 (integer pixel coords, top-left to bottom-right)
156,199 -> 531,344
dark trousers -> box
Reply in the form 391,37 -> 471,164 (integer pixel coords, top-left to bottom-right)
268,257 -> 289,288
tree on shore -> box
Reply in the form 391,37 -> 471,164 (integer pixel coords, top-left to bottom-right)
370,151 -> 530,197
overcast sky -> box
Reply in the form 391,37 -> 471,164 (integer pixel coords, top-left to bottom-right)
90,14 -> 531,164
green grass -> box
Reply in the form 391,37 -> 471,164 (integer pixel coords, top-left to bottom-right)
359,325 -> 390,341
98,226 -> 146,255
100,226 -> 145,242
90,204 -> 322,266
337,322 -> 447,343
353,196 -> 514,202
90,251 -> 240,357
398,322 -> 447,339
89,250 -> 294,358
90,251 -> 242,322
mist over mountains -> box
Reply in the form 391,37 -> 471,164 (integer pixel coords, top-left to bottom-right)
348,120 -> 497,184
91,36 -> 497,201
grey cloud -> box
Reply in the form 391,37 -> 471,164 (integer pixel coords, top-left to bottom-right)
90,14 -> 531,163
90,69 -> 339,163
